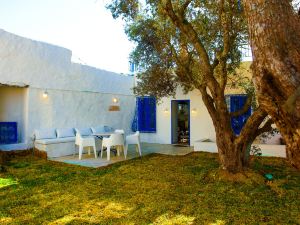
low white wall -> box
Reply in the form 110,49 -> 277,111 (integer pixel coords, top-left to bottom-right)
140,88 -> 216,145
254,144 -> 286,158
0,29 -> 134,95
0,86 -> 28,142
194,140 -> 287,158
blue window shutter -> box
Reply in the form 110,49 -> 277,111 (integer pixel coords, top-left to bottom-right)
0,122 -> 18,144
129,62 -> 135,73
229,95 -> 251,135
137,96 -> 156,133
137,97 -> 144,131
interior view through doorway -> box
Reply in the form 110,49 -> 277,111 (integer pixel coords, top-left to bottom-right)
0,85 -> 27,146
171,100 -> 190,146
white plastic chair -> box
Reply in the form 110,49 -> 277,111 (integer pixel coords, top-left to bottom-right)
114,130 -> 125,155
124,131 -> 141,159
101,133 -> 125,161
75,133 -> 97,160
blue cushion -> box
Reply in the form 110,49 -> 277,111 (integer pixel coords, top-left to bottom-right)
75,128 -> 92,136
34,128 -> 56,140
104,126 -> 114,132
91,126 -> 105,134
56,128 -> 75,138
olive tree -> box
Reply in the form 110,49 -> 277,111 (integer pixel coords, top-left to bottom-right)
108,0 -> 271,173
242,0 -> 300,169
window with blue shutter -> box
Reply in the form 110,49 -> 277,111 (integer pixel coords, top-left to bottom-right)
129,62 -> 135,73
136,96 -> 156,133
0,122 -> 18,144
226,95 -> 251,135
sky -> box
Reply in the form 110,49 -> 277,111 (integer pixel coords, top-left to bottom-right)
0,0 -> 134,74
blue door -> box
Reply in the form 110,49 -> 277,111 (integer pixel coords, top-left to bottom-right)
171,100 -> 190,145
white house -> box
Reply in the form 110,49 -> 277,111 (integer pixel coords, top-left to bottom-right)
0,29 -> 285,158
0,29 -> 135,151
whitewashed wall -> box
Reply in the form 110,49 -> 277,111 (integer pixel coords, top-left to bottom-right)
140,88 -> 216,146
0,29 -> 135,145
26,88 -> 135,138
0,29 -> 133,95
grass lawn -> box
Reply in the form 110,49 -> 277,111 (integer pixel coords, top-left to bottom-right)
0,152 -> 300,224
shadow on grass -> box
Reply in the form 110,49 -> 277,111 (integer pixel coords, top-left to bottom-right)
0,153 -> 299,224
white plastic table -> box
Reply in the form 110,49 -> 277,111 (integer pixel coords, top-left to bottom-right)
92,132 -> 113,138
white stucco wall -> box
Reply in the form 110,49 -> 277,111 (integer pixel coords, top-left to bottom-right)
140,88 -> 216,146
0,29 -> 133,95
26,88 -> 135,139
0,29 -> 135,146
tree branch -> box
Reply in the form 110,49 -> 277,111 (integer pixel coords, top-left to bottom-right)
179,0 -> 192,16
256,117 -> 273,136
236,107 -> 267,144
230,94 -> 252,117
218,0 -> 235,91
162,0 -> 221,98
284,85 -> 300,113
212,57 -> 220,70
198,85 -> 219,122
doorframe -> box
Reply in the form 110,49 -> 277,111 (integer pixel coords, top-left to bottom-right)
171,100 -> 191,145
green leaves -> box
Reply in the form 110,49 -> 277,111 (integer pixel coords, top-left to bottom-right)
108,0 -> 248,100
107,0 -> 140,21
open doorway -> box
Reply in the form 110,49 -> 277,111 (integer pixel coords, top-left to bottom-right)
171,100 -> 190,146
0,85 -> 27,144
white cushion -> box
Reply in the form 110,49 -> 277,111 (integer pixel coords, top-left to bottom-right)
75,128 -> 92,136
263,134 -> 282,145
91,126 -> 105,134
35,137 -> 75,145
104,126 -> 114,132
56,128 -> 75,138
34,128 -> 56,140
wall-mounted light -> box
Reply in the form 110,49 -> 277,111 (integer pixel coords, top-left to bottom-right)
112,97 -> 118,103
164,108 -> 169,113
42,91 -> 48,98
191,108 -> 197,113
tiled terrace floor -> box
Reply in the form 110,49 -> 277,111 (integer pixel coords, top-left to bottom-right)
51,143 -> 193,168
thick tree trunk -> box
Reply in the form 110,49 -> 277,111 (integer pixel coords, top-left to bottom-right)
216,130 -> 245,173
162,0 -> 268,173
214,108 -> 267,173
243,0 -> 300,169
200,90 -> 266,173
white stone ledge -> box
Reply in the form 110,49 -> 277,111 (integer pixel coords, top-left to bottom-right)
0,143 -> 30,151
194,140 -> 286,158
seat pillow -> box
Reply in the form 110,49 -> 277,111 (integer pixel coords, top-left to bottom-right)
104,126 -> 114,132
91,126 -> 105,134
75,128 -> 92,136
56,128 -> 75,138
34,128 -> 57,140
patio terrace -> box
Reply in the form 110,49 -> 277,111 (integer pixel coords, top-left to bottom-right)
51,143 -> 193,168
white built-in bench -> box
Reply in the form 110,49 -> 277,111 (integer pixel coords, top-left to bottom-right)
34,126 -> 113,158
194,138 -> 286,158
